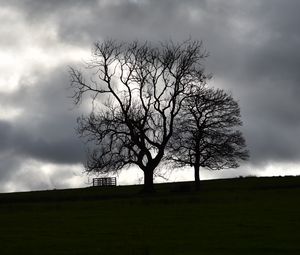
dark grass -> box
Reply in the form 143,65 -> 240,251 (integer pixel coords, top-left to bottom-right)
1,176 -> 300,254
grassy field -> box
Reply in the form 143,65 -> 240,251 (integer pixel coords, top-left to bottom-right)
1,176 -> 300,254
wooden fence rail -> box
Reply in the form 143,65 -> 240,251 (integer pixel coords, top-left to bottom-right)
92,177 -> 117,187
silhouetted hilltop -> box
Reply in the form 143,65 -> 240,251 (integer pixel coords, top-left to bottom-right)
1,175 -> 300,204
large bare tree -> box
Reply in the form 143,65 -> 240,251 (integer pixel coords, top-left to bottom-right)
70,39 -> 208,192
166,86 -> 249,189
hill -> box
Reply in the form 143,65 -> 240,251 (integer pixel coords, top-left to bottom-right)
1,176 -> 300,254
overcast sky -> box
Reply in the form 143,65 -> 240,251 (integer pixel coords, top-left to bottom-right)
1,0 -> 300,192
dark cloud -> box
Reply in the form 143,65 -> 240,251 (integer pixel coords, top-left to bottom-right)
0,67 -> 86,164
1,0 -> 300,191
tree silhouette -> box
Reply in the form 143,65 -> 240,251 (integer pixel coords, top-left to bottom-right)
70,39 -> 208,192
166,86 -> 249,189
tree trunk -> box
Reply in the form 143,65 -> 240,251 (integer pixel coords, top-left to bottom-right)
143,168 -> 155,193
194,164 -> 201,190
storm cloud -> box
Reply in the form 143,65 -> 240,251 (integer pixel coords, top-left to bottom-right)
1,0 -> 300,191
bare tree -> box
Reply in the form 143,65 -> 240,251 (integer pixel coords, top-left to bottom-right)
70,39 -> 208,192
166,86 -> 249,190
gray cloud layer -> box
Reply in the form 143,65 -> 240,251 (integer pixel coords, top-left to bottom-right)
1,0 -> 300,190
0,67 -> 85,163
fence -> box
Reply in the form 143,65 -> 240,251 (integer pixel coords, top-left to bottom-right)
92,177 -> 117,187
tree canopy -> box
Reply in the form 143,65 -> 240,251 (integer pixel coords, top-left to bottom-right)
166,86 -> 249,189
70,39 -> 209,192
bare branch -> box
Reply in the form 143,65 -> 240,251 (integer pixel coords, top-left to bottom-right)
70,39 -> 209,192
165,86 -> 249,187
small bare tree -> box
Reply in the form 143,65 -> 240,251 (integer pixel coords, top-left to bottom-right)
70,39 -> 208,192
166,86 -> 249,189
